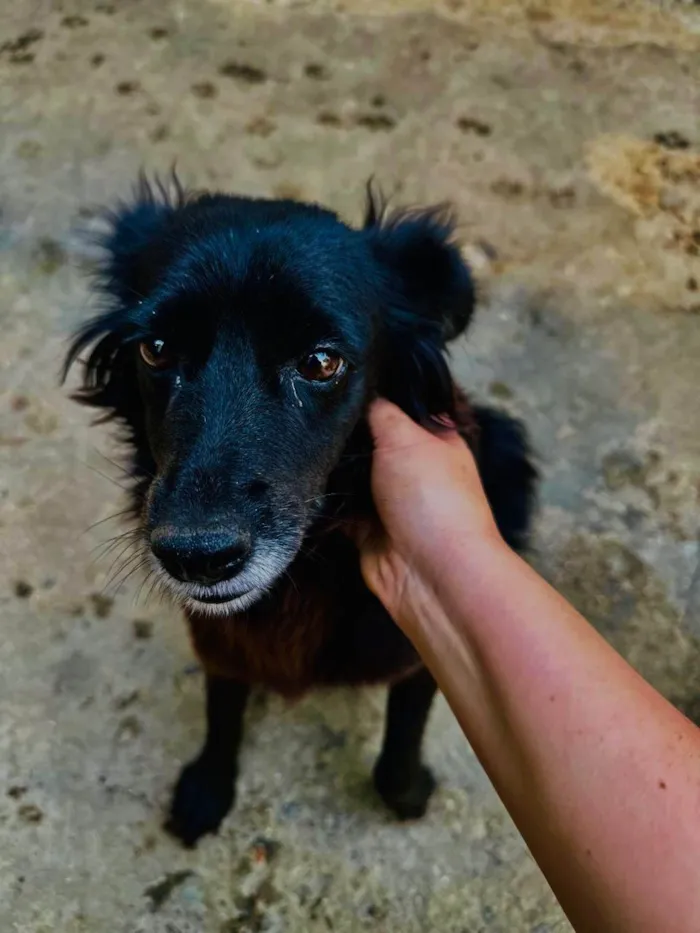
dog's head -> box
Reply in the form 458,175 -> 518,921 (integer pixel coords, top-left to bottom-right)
65,179 -> 474,613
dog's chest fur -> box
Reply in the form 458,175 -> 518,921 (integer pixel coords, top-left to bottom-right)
186,531 -> 421,697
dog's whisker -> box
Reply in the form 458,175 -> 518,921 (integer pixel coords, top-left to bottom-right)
82,461 -> 130,492
295,542 -> 332,568
103,554 -> 139,592
148,574 -> 170,607
90,527 -> 140,551
95,450 -> 155,482
303,492 -> 347,505
110,557 -> 150,595
135,566 -> 158,605
94,449 -> 133,478
103,544 -> 143,589
139,570 -> 159,606
105,552 -> 150,596
90,537 -> 134,569
281,568 -> 300,596
83,508 -> 134,534
90,529 -> 141,564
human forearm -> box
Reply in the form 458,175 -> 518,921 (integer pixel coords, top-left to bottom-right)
407,540 -> 700,933
360,399 -> 700,931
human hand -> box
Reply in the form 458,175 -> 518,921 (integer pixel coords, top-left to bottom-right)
356,399 -> 502,632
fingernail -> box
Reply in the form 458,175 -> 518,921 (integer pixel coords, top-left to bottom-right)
431,413 -> 457,429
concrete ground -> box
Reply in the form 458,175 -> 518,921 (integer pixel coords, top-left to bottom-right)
1,0 -> 699,930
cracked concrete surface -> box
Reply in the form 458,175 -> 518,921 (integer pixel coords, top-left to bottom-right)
1,1 -> 700,930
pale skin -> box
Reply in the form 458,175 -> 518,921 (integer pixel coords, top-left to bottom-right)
357,399 -> 700,933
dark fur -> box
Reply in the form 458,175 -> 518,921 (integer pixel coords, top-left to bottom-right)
65,178 -> 537,846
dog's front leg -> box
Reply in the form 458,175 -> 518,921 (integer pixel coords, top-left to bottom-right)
373,666 -> 438,819
166,675 -> 250,847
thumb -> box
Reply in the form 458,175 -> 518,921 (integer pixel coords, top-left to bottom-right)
368,399 -> 464,451
366,399 -> 423,451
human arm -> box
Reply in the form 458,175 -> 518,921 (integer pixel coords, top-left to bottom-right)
359,399 -> 700,933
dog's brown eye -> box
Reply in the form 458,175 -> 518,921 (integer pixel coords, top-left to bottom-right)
296,350 -> 346,383
139,338 -> 172,370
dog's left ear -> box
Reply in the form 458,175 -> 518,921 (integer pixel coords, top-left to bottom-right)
364,193 -> 475,421
364,193 -> 475,343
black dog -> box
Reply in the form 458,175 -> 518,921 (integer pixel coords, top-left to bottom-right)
65,178 -> 536,847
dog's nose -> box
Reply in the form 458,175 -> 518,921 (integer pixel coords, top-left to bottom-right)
151,527 -> 251,586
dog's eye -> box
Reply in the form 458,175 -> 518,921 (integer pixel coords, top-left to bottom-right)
139,338 -> 173,370
296,350 -> 346,383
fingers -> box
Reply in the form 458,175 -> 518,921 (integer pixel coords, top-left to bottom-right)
366,399 -> 417,448
367,399 -> 464,451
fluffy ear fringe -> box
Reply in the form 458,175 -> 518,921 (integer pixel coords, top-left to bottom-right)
363,182 -> 476,425
61,170 -> 190,412
363,180 -> 475,343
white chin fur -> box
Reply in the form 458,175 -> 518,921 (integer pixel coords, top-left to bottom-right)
183,588 -> 264,617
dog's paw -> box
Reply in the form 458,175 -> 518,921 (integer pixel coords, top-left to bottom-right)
165,757 -> 236,848
373,758 -> 437,821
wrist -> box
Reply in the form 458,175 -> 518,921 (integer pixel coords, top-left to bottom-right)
399,530 -> 511,638
417,526 -> 508,600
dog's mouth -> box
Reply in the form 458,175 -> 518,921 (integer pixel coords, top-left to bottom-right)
195,589 -> 250,605
148,537 -> 302,616
185,583 -> 263,612
185,585 -> 266,615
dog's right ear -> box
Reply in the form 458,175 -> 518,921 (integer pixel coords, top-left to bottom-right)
98,172 -> 183,306
62,175 -> 183,416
